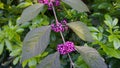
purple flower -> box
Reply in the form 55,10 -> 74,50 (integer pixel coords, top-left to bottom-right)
65,41 -> 75,52
38,0 -> 60,10
51,23 -> 63,32
60,19 -> 68,31
51,19 -> 68,32
55,0 -> 60,6
57,41 -> 75,55
57,44 -> 67,54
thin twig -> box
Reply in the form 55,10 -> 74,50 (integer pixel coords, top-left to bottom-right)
60,31 -> 66,43
52,3 -> 59,24
68,53 -> 75,68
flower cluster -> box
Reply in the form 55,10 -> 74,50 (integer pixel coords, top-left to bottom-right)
51,20 -> 68,32
57,41 -> 75,55
38,0 -> 60,9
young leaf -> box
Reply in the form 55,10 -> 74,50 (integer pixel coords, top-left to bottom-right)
62,0 -> 89,12
17,3 -> 44,24
22,26 -> 51,62
37,52 -> 61,68
75,46 -> 107,68
67,21 -> 93,42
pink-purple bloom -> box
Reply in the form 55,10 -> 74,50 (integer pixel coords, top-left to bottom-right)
60,19 -> 68,31
38,0 -> 60,10
57,41 -> 75,55
51,23 -> 63,32
51,20 -> 68,32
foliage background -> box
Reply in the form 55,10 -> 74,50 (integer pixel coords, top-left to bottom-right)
0,0 -> 120,68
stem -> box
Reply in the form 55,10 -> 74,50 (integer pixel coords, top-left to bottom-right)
52,3 -> 59,24
60,31 -> 65,43
68,53 -> 75,68
51,3 -> 75,68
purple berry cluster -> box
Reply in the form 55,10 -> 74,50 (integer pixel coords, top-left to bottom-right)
57,41 -> 75,55
38,0 -> 60,9
51,20 -> 68,32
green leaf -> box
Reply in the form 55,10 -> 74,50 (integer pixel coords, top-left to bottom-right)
88,27 -> 99,32
101,44 -> 120,59
0,41 -> 4,55
13,57 -> 20,65
37,52 -> 61,68
17,3 -> 44,24
98,3 -> 110,9
28,58 -> 37,68
75,56 -> 89,68
16,28 -> 24,33
17,2 -> 32,8
22,60 -> 29,68
62,0 -> 89,12
112,18 -> 118,27
67,21 -> 93,42
113,38 -> 120,49
104,14 -> 112,28
98,33 -> 103,41
10,49 -> 21,56
5,39 -> 12,51
0,2 -> 4,9
75,46 -> 107,68
108,35 -> 115,42
22,26 -> 51,62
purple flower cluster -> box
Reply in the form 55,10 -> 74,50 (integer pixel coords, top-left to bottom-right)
57,41 -> 75,55
51,20 -> 68,32
38,0 -> 60,9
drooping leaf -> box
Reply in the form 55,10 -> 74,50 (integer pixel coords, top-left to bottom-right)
37,52 -> 61,68
62,0 -> 89,12
67,21 -> 93,42
75,46 -> 107,68
17,3 -> 44,24
22,26 -> 51,62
